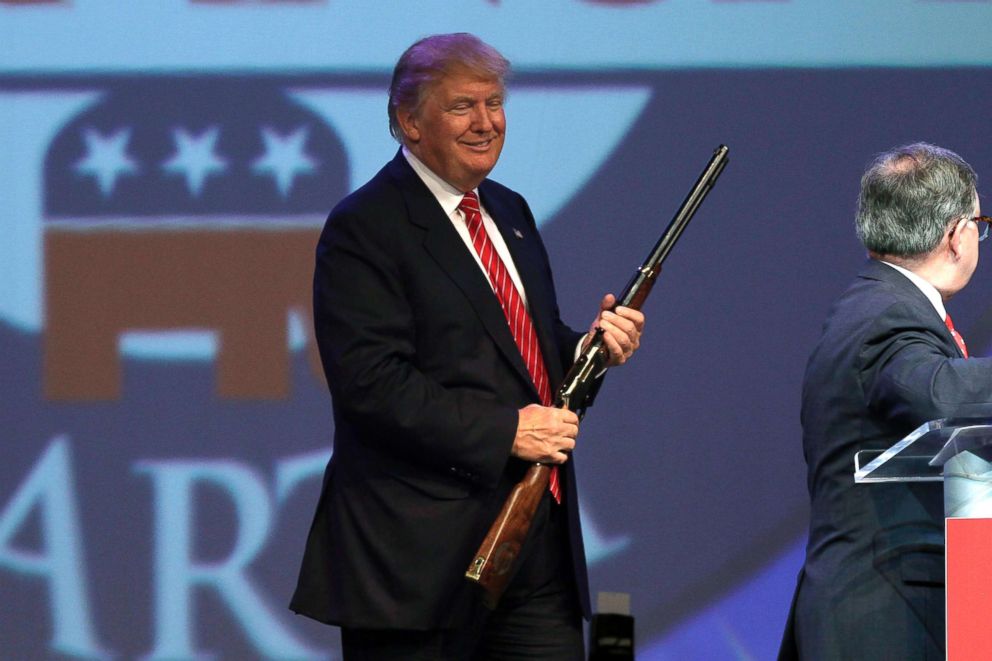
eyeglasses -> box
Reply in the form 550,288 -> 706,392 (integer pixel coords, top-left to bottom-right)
971,215 -> 992,242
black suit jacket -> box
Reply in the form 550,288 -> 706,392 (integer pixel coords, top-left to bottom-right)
782,260 -> 992,660
290,152 -> 590,629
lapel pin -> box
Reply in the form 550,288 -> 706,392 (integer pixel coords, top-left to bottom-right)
513,228 -> 524,239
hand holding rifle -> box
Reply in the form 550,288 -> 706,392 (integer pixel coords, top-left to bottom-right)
512,298 -> 644,465
467,145 -> 730,608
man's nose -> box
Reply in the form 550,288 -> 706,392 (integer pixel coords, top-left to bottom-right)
471,105 -> 494,132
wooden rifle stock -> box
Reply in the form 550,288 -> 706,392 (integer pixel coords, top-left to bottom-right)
465,145 -> 730,607
465,464 -> 551,608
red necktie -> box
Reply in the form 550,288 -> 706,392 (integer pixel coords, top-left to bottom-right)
945,314 -> 969,358
459,192 -> 561,503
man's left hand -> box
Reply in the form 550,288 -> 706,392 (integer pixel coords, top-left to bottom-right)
583,293 -> 645,367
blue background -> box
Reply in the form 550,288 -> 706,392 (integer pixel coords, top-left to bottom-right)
3,1 -> 992,659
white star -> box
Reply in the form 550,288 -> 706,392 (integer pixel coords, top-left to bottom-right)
162,126 -> 227,197
251,126 -> 318,197
74,127 -> 139,196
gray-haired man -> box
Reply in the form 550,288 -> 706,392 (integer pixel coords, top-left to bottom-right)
781,143 -> 992,660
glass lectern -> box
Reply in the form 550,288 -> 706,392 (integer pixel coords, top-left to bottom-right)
855,416 -> 992,658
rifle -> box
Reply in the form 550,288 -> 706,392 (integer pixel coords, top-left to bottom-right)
465,145 -> 730,608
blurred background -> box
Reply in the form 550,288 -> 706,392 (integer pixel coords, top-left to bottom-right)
2,1 -> 991,658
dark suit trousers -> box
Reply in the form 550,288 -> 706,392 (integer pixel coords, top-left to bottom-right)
340,491 -> 584,661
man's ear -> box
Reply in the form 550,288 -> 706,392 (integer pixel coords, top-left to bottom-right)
948,217 -> 967,260
396,108 -> 420,144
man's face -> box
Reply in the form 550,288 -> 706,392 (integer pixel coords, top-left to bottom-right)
400,69 -> 506,192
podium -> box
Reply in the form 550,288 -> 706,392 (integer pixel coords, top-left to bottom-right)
855,417 -> 992,659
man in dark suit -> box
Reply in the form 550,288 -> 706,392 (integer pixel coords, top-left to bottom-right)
781,143 -> 992,660
290,33 -> 644,660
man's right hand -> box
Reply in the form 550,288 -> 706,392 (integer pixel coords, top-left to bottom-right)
512,404 -> 579,464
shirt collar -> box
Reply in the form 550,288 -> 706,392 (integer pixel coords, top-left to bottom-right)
402,146 -> 476,218
879,260 -> 947,320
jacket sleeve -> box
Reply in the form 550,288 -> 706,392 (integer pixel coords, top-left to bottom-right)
860,300 -> 992,427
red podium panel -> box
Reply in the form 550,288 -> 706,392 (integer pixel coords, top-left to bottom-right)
946,518 -> 992,660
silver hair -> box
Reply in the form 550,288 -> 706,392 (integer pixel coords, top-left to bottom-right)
856,142 -> 978,257
387,33 -> 510,142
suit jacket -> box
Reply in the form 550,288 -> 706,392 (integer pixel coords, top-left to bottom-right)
782,259 -> 992,660
290,151 -> 590,630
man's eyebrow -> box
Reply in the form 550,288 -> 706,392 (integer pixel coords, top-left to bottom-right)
440,93 -> 503,112
447,91 -> 503,103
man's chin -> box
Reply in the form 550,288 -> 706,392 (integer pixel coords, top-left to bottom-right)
459,160 -> 497,182
470,152 -> 501,173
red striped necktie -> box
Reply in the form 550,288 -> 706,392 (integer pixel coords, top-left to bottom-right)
945,314 -> 969,358
458,191 -> 561,503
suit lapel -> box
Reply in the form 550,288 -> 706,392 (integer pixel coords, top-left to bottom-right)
480,184 -> 565,389
386,154 -> 539,397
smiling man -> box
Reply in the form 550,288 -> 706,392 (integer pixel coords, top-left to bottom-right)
290,33 -> 644,660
